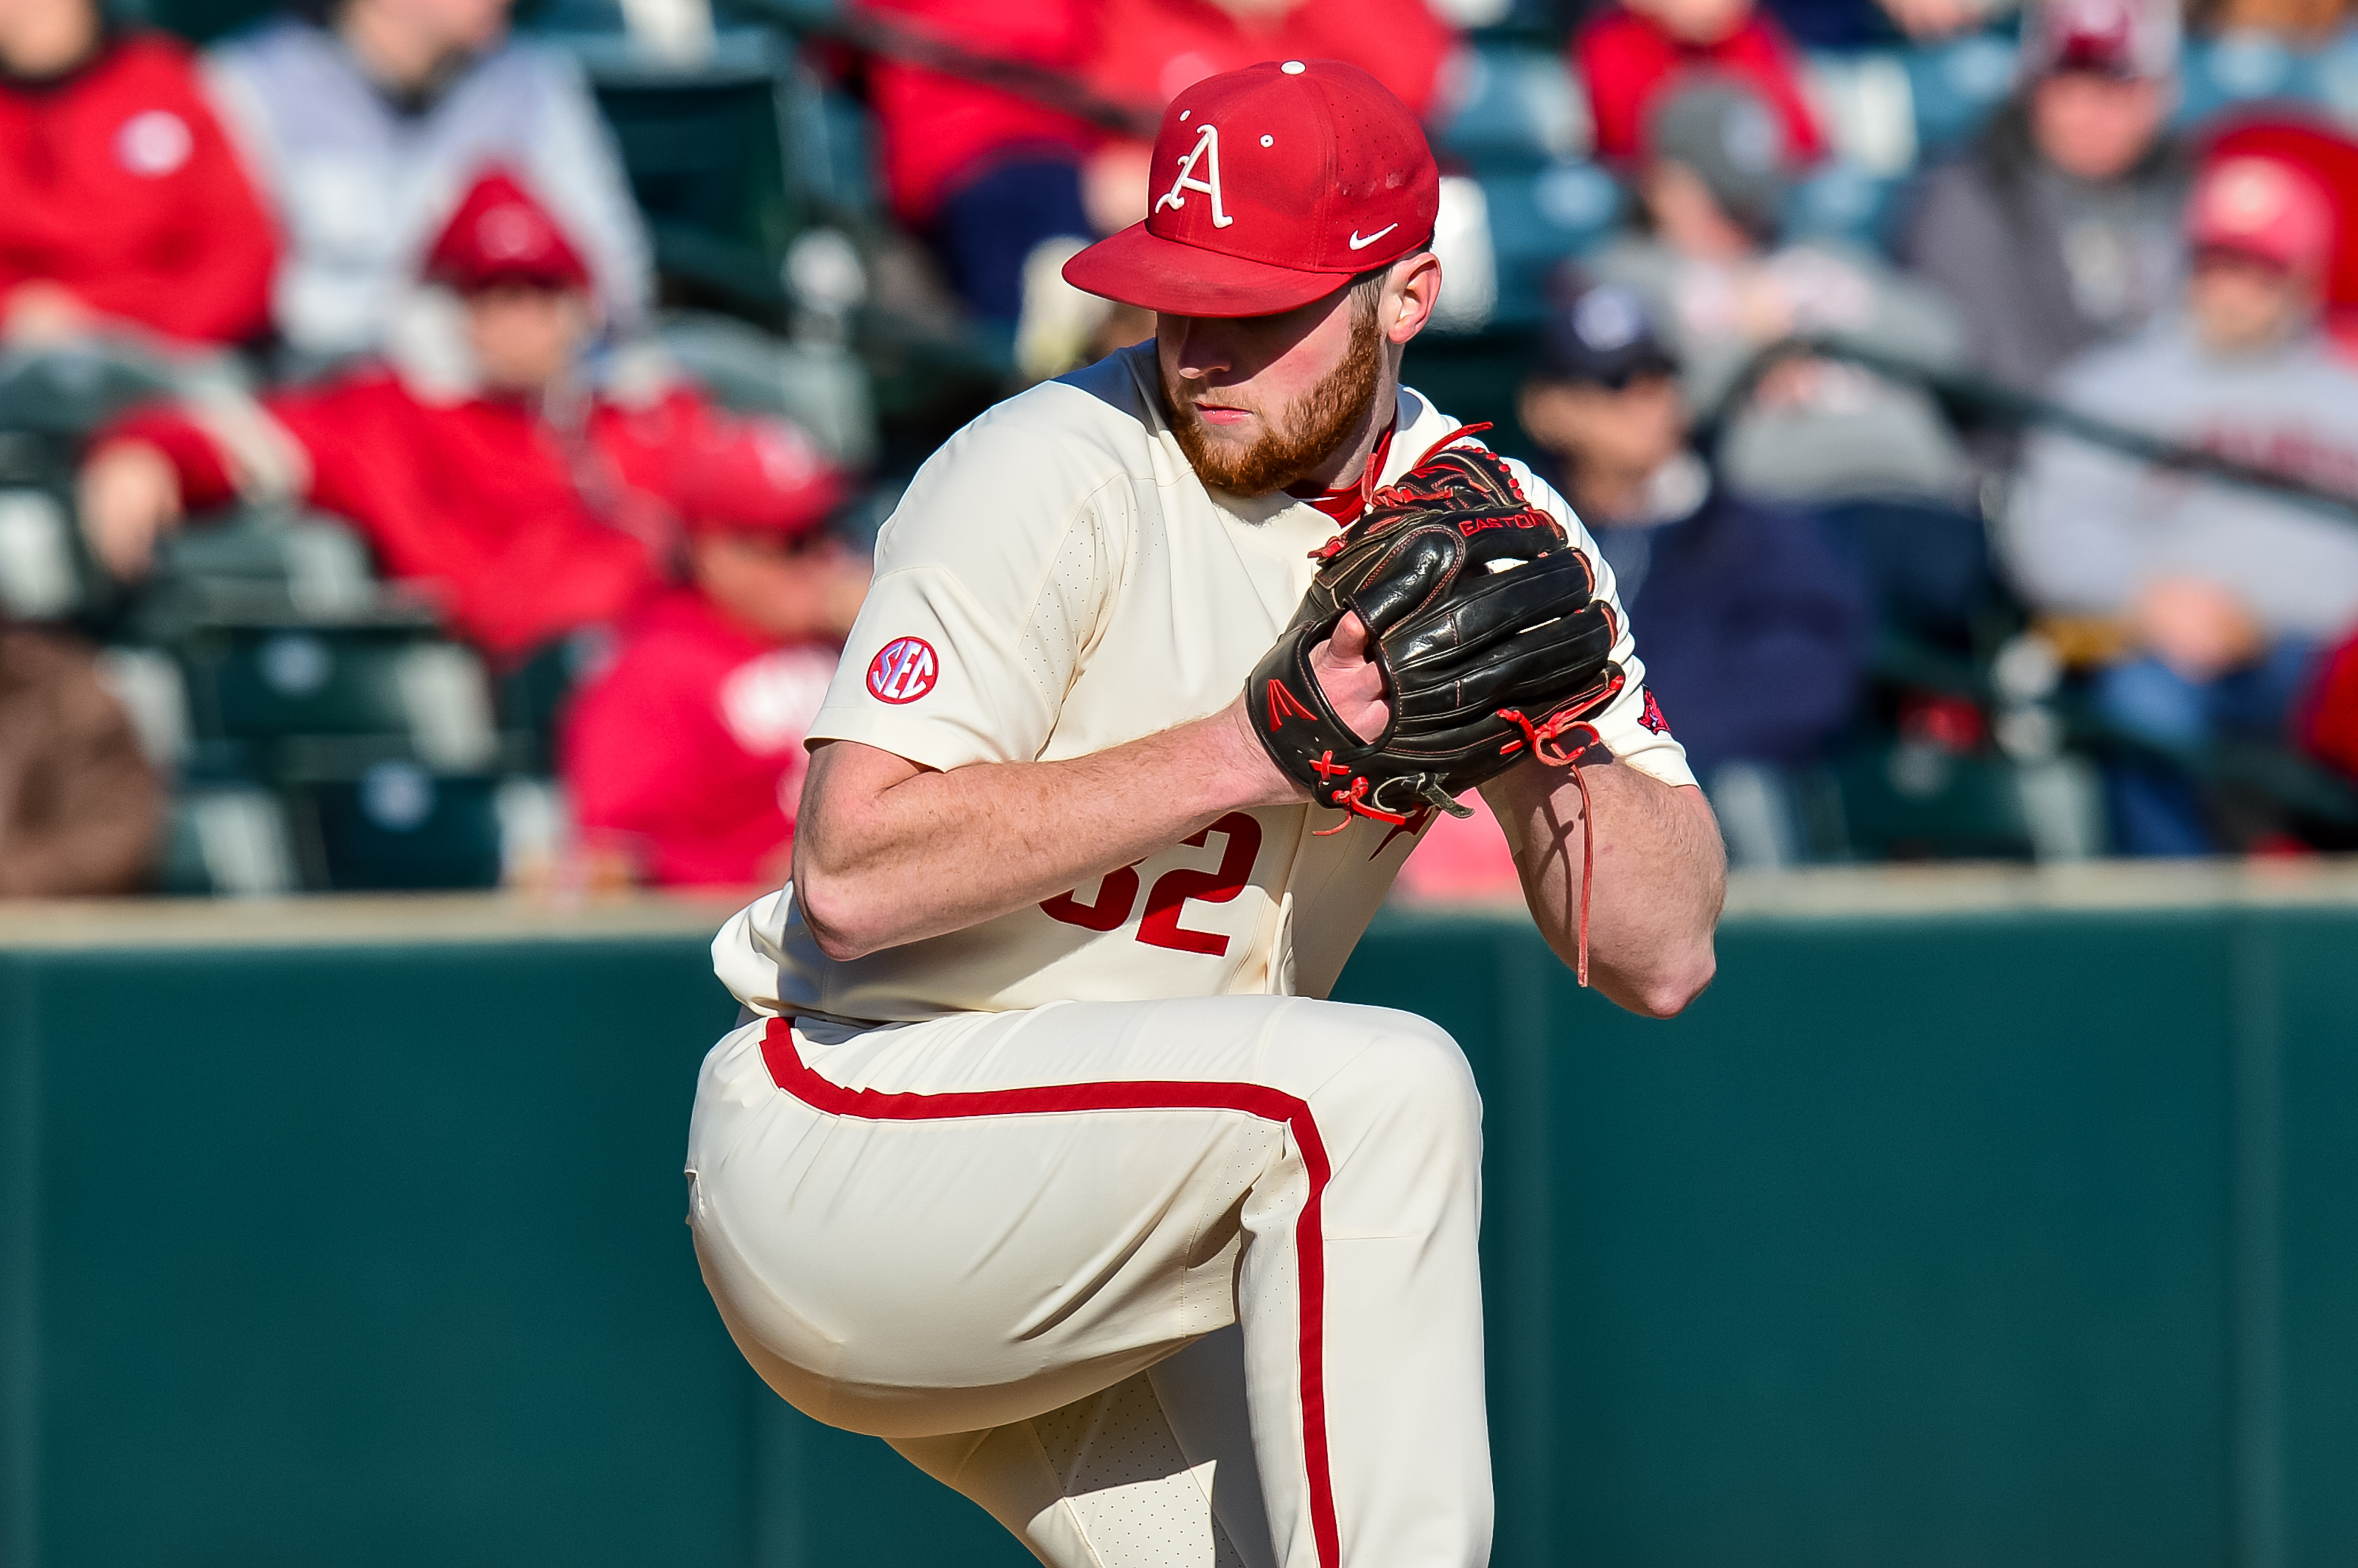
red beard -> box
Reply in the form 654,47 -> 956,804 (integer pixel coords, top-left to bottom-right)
1159,306 -> 1384,498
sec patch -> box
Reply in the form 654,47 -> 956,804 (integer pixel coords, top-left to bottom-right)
866,636 -> 939,704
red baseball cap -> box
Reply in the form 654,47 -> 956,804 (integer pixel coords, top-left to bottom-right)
1063,59 -> 1440,319
2188,154 -> 2335,277
675,414 -> 844,542
424,167 -> 593,294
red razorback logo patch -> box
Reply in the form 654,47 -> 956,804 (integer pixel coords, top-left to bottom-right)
1639,686 -> 1668,733
866,636 -> 938,703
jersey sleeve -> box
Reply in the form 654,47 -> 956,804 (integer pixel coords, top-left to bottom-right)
1512,459 -> 1698,789
804,404 -> 1128,772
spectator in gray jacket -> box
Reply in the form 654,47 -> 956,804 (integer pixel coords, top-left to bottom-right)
1590,77 -> 1971,507
1901,0 -> 2187,397
2005,154 -> 2358,854
207,0 -> 650,359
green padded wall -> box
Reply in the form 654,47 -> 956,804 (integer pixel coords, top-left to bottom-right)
4,870 -> 2358,1567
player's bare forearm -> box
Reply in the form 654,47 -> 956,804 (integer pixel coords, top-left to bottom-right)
1484,759 -> 1725,1018
797,618 -> 1388,960
794,701 -> 1302,960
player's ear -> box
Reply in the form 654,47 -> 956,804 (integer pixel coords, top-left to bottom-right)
1385,253 -> 1442,345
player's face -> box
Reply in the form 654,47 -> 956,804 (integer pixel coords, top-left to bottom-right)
1155,284 -> 1384,498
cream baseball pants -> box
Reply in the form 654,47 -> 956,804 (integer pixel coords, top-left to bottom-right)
684,995 -> 1492,1568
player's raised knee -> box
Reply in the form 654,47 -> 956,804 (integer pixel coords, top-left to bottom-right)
1325,1007 -> 1482,1130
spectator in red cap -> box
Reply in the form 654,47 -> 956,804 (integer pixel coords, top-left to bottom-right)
1903,0 -> 2187,397
74,168 -> 846,667
1572,0 -> 1826,168
561,441 -> 869,889
2007,154 -> 2358,854
0,0 -> 276,349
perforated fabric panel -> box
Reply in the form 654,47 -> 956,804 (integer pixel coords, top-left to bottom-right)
1030,1372 -> 1249,1568
1018,509 -> 1115,718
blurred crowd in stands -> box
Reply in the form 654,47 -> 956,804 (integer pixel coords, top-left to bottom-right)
14,0 -> 2358,901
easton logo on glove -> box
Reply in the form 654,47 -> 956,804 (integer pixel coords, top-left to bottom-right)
1245,434 -> 1625,837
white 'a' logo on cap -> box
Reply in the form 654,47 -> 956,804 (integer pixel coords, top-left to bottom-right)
1155,123 -> 1236,229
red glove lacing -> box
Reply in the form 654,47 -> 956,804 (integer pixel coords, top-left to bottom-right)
1498,707 -> 1602,990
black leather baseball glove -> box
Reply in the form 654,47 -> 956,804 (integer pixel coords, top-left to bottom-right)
1245,437 -> 1625,835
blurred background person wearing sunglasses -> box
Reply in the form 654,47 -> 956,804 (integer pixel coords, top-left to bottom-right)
1521,279 -> 1868,868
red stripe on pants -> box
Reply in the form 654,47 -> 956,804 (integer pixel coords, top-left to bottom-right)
759,1015 -> 1341,1568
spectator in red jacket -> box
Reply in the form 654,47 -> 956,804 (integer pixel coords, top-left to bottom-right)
561,457 -> 869,890
75,168 -> 844,666
859,0 -> 1103,323
0,0 -> 276,348
1574,0 -> 1826,167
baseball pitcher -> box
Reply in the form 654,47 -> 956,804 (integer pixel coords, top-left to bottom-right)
689,59 -> 1726,1568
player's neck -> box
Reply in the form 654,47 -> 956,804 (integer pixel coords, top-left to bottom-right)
1287,360 -> 1403,502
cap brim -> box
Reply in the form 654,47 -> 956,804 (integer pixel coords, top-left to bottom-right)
2191,236 -> 2309,273
1064,223 -> 1359,319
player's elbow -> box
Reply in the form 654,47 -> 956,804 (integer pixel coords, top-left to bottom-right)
796,868 -> 881,962
1626,944 -> 1716,1020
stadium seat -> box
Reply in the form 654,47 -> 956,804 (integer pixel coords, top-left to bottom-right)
1469,162 -> 1625,328
495,628 -> 612,775
108,0 -> 274,45
0,485 -> 87,622
1903,30 -> 2018,156
1432,38 -> 1592,171
656,308 -> 879,467
156,784 -> 302,895
297,761 -> 505,890
0,344 -> 183,437
1806,50 -> 1919,176
1830,730 -> 2044,859
2176,32 -> 2321,127
94,645 -> 196,774
537,22 -> 815,313
142,509 -> 384,633
177,627 -> 497,764
2315,32 -> 2358,121
1785,158 -> 1907,248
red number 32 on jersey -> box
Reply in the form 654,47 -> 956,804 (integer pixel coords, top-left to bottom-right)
866,636 -> 938,703
1040,813 -> 1263,958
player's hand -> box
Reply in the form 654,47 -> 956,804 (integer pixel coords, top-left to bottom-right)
1309,610 -> 1389,742
77,440 -> 184,582
1216,610 -> 1391,809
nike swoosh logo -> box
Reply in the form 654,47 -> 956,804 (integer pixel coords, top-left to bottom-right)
1346,224 -> 1399,251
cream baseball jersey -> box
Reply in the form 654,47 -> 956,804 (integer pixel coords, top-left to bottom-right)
714,342 -> 1692,1023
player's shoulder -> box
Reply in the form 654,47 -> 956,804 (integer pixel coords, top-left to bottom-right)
936,342 -> 1166,481
881,344 -> 1166,554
